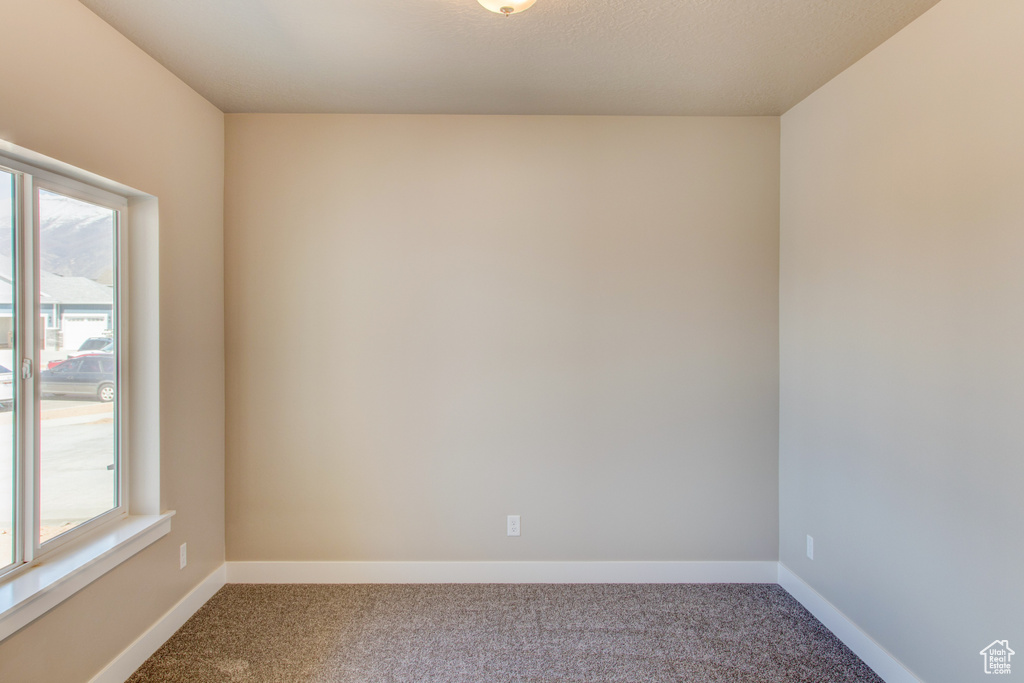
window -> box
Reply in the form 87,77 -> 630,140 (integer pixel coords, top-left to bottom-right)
0,142 -> 167,641
1,158 -> 126,577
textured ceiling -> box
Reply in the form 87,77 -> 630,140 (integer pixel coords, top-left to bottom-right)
78,0 -> 941,115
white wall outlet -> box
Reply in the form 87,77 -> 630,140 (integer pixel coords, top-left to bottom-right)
806,535 -> 814,560
507,515 -> 520,537
179,542 -> 187,569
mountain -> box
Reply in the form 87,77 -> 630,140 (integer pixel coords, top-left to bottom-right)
0,189 -> 115,284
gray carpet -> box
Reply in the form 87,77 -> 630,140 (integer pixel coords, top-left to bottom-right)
127,584 -> 883,682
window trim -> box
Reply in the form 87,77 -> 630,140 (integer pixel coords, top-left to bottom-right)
0,140 -> 170,641
0,512 -> 173,641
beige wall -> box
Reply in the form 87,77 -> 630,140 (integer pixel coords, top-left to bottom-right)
0,1 -> 225,681
225,114 -> 779,562
779,0 -> 1024,681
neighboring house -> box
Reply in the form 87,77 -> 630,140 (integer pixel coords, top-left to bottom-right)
980,640 -> 1015,675
0,259 -> 114,351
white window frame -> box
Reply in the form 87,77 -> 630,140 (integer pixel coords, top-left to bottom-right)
0,143 -> 171,642
34,174 -> 126,564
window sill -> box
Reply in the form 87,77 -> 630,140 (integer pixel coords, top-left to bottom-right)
0,512 -> 174,641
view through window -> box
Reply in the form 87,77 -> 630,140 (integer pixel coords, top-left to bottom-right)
37,189 -> 118,544
0,162 -> 122,576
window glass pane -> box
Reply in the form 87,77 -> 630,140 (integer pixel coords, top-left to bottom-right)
78,358 -> 101,373
37,188 -> 117,545
0,170 -> 13,567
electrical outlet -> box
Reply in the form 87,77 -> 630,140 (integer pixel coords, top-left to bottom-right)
179,542 -> 187,569
507,515 -> 520,537
806,535 -> 814,560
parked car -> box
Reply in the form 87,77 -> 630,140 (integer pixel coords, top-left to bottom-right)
77,337 -> 113,352
0,365 -> 11,411
48,340 -> 114,369
40,354 -> 115,402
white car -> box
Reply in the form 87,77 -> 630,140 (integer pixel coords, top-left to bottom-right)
0,365 -> 12,411
48,341 -> 114,370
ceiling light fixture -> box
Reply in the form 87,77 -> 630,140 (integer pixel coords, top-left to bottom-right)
478,0 -> 537,16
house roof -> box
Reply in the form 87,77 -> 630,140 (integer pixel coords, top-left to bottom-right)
0,259 -> 114,306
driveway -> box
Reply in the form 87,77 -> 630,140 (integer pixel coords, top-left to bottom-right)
0,399 -> 117,544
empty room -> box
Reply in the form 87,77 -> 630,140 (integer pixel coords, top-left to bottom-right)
0,0 -> 1020,681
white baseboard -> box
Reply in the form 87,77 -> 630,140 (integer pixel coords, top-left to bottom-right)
777,563 -> 920,683
89,564 -> 227,683
226,560 -> 779,584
